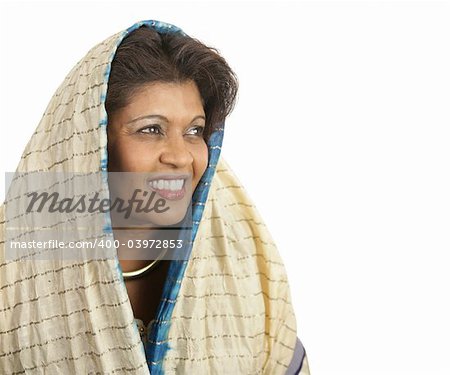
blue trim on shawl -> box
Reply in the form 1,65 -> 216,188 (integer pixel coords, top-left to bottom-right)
99,20 -> 224,374
147,128 -> 223,374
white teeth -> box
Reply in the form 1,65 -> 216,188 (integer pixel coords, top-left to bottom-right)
150,179 -> 184,191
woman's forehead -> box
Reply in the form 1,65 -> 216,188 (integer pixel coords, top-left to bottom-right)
115,81 -> 205,123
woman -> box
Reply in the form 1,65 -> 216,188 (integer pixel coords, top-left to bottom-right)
0,20 -> 310,374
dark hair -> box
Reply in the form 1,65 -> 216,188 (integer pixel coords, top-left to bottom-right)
105,26 -> 238,140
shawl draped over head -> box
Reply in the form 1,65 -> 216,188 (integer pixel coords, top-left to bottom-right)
0,20 -> 310,374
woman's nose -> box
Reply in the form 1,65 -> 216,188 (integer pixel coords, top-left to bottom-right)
159,135 -> 193,168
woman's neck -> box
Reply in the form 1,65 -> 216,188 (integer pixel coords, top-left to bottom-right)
114,228 -> 160,272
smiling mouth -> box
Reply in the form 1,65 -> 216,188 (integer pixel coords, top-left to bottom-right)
146,177 -> 189,201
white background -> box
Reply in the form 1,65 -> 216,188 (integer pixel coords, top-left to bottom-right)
1,1 -> 450,374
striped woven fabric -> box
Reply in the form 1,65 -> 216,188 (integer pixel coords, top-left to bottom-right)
0,20 -> 309,374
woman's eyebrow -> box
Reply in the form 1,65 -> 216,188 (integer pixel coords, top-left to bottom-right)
191,115 -> 206,123
126,114 -> 206,125
126,114 -> 169,125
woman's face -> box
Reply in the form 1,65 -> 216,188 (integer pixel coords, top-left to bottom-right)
107,80 -> 208,226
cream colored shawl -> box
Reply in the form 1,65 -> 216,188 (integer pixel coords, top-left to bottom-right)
0,20 -> 309,374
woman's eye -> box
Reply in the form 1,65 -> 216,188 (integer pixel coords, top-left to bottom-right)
138,125 -> 162,135
187,126 -> 205,136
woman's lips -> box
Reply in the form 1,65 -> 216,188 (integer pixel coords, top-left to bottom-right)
146,178 -> 187,201
152,186 -> 186,201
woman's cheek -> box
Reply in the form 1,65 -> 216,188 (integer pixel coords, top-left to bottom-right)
122,141 -> 158,171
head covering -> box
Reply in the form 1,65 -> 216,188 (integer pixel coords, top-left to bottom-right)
0,20 -> 309,374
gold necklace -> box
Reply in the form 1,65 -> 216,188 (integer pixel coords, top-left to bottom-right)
122,248 -> 168,280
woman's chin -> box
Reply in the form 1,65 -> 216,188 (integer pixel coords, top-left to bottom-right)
128,207 -> 189,228
148,212 -> 187,227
